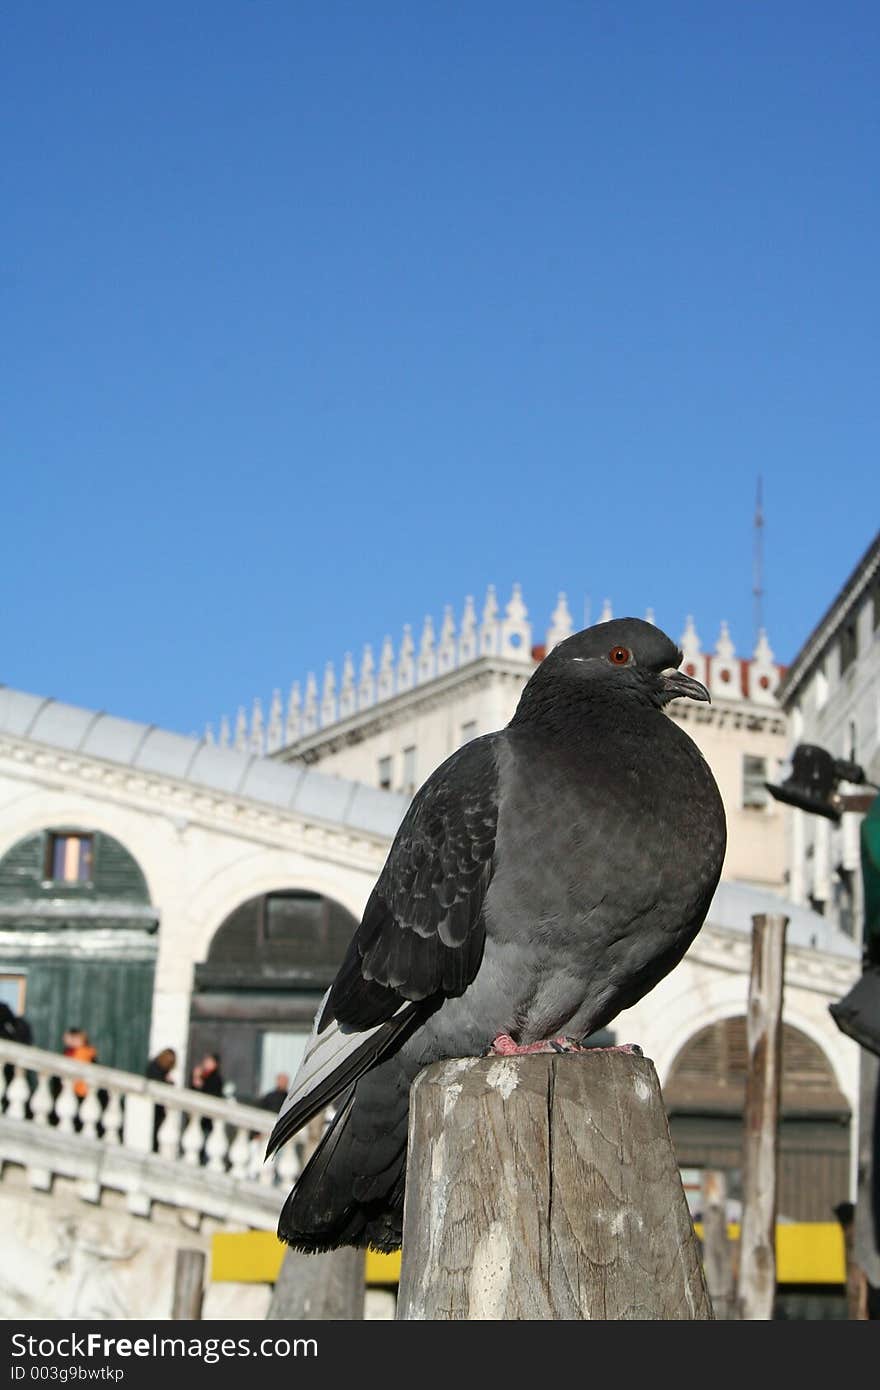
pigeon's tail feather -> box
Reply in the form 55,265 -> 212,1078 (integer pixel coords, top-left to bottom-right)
277,1056 -> 413,1254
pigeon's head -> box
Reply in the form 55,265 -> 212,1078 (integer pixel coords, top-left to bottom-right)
514,617 -> 710,721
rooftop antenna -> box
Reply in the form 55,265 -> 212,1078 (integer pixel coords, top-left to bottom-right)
753,476 -> 764,645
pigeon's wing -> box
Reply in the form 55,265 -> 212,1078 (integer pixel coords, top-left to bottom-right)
321,731 -> 499,1030
265,735 -> 499,1157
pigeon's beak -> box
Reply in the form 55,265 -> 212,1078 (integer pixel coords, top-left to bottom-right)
661,668 -> 711,704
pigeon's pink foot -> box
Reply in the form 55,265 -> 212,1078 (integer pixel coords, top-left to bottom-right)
488,1033 -> 589,1056
488,1035 -> 644,1058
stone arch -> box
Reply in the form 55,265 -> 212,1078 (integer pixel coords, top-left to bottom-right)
0,802 -> 159,1074
663,1015 -> 851,1224
185,865 -> 366,1106
0,792 -> 162,909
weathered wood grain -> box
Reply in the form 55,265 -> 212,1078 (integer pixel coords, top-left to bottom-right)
172,1248 -> 205,1320
397,1052 -> 712,1320
736,911 -> 788,1321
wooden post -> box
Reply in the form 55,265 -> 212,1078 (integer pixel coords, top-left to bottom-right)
700,1169 -> 736,1319
265,1246 -> 366,1320
397,1051 -> 713,1320
736,911 -> 788,1321
266,1112 -> 366,1321
172,1249 -> 205,1320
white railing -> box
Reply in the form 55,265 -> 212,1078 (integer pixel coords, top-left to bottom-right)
0,1039 -> 300,1227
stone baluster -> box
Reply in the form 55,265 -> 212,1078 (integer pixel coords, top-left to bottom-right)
258,1146 -> 276,1185
101,1088 -> 123,1145
205,1116 -> 229,1173
276,1142 -> 300,1190
5,1065 -> 29,1120
599,598 -> 613,622
228,1126 -> 253,1180
157,1105 -> 183,1161
79,1087 -> 102,1140
55,1078 -> 79,1135
30,1072 -> 54,1127
204,723 -> 215,745
181,1110 -> 204,1166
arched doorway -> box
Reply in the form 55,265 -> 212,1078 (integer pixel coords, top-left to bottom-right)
187,889 -> 358,1106
0,826 -> 158,1073
663,1016 -> 851,1222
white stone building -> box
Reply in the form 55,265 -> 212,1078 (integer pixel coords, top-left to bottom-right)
0,585 -> 866,1318
777,531 -> 880,935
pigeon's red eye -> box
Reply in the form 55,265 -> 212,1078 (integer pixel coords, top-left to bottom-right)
609,646 -> 630,665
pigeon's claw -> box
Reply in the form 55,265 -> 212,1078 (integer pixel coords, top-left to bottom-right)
488,1033 -> 589,1056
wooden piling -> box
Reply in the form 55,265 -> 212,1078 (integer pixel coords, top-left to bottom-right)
736,911 -> 788,1321
172,1249 -> 205,1320
397,1051 -> 713,1320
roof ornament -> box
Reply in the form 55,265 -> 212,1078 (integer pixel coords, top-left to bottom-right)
397,624 -> 415,692
377,636 -> 395,700
458,595 -> 477,664
545,592 -> 574,652
266,690 -> 283,753
358,645 -> 376,709
500,583 -> 531,662
437,605 -> 457,674
479,584 -> 500,656
339,653 -> 356,718
285,681 -> 301,743
321,662 -> 337,727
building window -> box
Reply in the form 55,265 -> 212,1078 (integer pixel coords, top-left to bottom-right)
839,620 -> 858,675
461,720 -> 478,744
46,833 -> 94,884
742,755 -> 769,810
378,756 -> 393,790
0,973 -> 26,1015
402,746 -> 416,794
814,664 -> 828,709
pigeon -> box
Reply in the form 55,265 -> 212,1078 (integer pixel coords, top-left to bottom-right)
267,617 -> 726,1252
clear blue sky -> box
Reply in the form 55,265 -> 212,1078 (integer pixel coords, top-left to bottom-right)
3,2 -> 877,736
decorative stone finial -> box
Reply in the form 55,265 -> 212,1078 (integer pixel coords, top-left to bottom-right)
266,689 -> 283,753
417,615 -> 436,684
398,624 -> 415,692
378,636 -> 395,700
437,605 -> 457,674
339,653 -> 356,718
285,681 -> 301,743
359,644 -> 376,709
459,595 -> 477,664
500,583 -> 531,662
321,662 -> 337,726
546,592 -> 574,652
250,697 -> 264,755
480,585 -> 500,656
